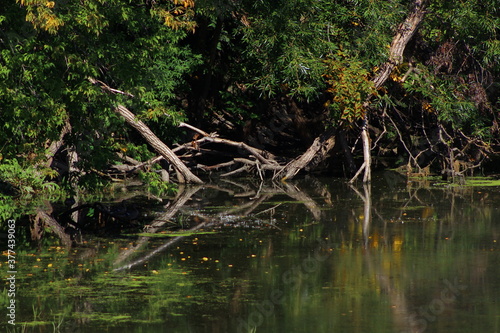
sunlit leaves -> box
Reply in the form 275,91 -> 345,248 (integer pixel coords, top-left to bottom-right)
74,3 -> 109,35
18,0 -> 64,34
323,54 -> 376,123
152,0 -> 197,32
1,0 -> 200,190
17,0 -> 199,34
0,159 -> 63,196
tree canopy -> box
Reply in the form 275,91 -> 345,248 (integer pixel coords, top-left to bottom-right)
1,0 -> 499,193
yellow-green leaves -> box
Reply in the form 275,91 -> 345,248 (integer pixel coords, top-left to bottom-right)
323,54 -> 377,123
19,0 -> 64,34
152,0 -> 196,32
18,0 -> 198,34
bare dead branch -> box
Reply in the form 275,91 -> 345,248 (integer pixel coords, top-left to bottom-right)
114,104 -> 203,184
179,122 -> 278,166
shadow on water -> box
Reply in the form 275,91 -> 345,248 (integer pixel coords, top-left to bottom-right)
1,172 -> 499,332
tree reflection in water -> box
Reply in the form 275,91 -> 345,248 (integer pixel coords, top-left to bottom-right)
6,172 -> 499,332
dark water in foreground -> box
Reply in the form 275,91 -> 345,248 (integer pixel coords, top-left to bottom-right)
2,172 -> 500,332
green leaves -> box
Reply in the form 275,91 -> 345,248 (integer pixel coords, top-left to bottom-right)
424,0 -> 500,68
324,54 -> 376,123
235,0 -> 334,99
0,159 -> 62,196
1,0 -> 199,182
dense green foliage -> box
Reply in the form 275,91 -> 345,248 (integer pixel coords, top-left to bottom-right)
1,0 -> 499,193
1,0 -> 199,187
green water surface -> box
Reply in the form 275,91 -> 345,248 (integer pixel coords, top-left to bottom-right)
1,173 -> 499,332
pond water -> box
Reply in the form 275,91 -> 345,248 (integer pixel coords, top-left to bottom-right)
2,172 -> 499,332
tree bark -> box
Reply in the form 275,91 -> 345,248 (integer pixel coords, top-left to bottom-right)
35,209 -> 73,248
274,127 -> 336,181
179,122 -> 279,165
45,117 -> 72,168
350,0 -> 428,183
115,104 -> 203,184
372,0 -> 429,90
280,0 -> 428,183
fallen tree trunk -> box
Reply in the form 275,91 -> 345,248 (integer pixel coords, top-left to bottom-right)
114,104 -> 203,184
372,0 -> 429,90
273,127 -> 336,181
88,77 -> 202,183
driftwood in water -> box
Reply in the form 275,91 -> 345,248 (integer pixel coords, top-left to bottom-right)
87,77 -> 333,181
175,122 -> 284,178
273,127 -> 336,181
103,118 -> 286,181
88,76 -> 321,181
179,122 -> 279,166
112,120 -> 334,180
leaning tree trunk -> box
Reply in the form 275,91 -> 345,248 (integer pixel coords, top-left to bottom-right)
273,127 -> 336,181
87,77 -> 202,183
372,0 -> 429,90
115,104 -> 203,184
350,0 -> 429,183
280,0 -> 429,182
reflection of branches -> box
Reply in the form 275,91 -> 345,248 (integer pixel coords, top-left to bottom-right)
113,185 -> 274,270
303,177 -> 334,206
113,178 -> 329,270
113,185 -> 203,267
240,194 -> 273,216
356,178 -> 419,332
220,179 -> 258,198
349,184 -> 372,247
208,179 -> 324,221
113,221 -> 207,272
254,203 -> 282,217
364,251 -> 421,333
148,185 -> 203,230
353,182 -> 419,331
281,182 -> 322,220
